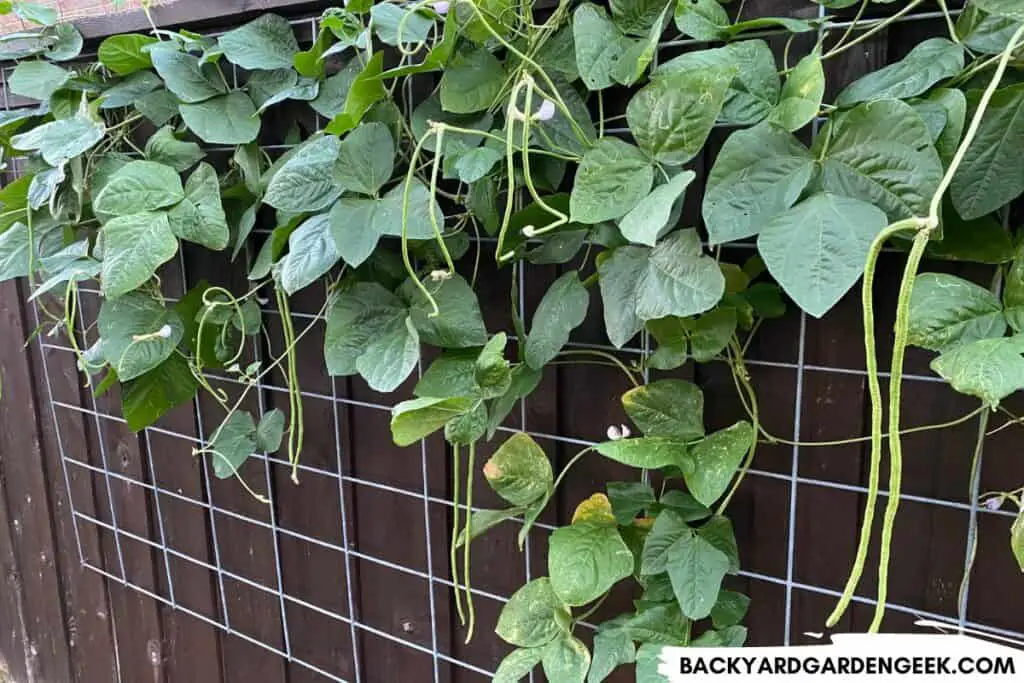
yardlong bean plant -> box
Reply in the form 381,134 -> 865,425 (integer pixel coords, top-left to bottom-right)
0,0 -> 1023,679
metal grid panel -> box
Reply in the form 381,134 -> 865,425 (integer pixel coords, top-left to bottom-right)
6,4 -> 1024,682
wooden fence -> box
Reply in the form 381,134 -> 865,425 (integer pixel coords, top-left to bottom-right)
0,1 -> 1023,682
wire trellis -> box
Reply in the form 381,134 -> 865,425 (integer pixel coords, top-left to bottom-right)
4,4 -> 1024,682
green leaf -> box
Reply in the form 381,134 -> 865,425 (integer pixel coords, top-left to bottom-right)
218,14 -> 299,70
758,193 -> 888,318
484,432 -> 553,507
10,114 -> 104,166
908,273 -> 1006,352
150,47 -> 226,103
710,589 -> 750,629
769,52 -> 824,131
335,122 -> 394,195
401,274 -> 488,348
571,138 -> 653,224
636,229 -> 725,321
494,648 -> 544,683
635,643 -> 668,683
1005,247 -> 1024,331
588,628 -> 636,683
607,481 -> 657,525
276,213 -> 340,294
627,67 -> 733,165
928,88 -> 968,167
390,396 -> 474,446
690,307 -> 737,362
179,92 -> 261,145
98,34 -> 156,75
167,162 -> 229,250
264,134 -> 342,212
967,0 -> 1024,22
1012,507 -> 1024,572
43,23 -> 83,62
697,515 -> 740,572
640,508 -> 691,574
836,39 -> 964,107
525,271 -> 589,369
595,437 -> 692,470
674,0 -> 729,39
691,625 -> 748,647
702,122 -> 815,244
929,205 -> 1014,265
685,421 -> 752,507
135,89 -> 180,127
9,60 -> 70,100
329,179 -> 440,266
454,506 -> 527,547
12,2 -> 56,25
619,171 -> 695,247
957,6 -> 1023,54
451,146 -> 502,183
144,125 -> 204,172
311,60 -> 362,119
94,160 -> 184,215
488,364 -> 543,438
813,99 -> 942,222
324,52 -> 386,136
371,3 -> 433,45
100,71 -> 163,110
952,84 -> 1024,220
326,282 -> 404,372
549,523 -> 634,606
597,245 -> 647,347
475,333 -> 512,398
667,530 -> 731,619
931,336 -> 1024,408
573,3 -> 631,90
121,354 -> 198,432
100,212 -> 179,298
209,411 -> 257,478
496,578 -> 571,648
542,635 -> 591,683
0,223 -> 32,281
255,409 -> 286,453
97,292 -> 184,381
323,282 -> 419,389
439,46 -> 505,114
654,41 -> 775,127
622,379 -> 704,442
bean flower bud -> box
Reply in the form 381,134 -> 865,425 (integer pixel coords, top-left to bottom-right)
522,224 -> 538,238
157,324 -> 173,338
430,269 -> 452,282
432,0 -> 450,13
983,496 -> 1004,511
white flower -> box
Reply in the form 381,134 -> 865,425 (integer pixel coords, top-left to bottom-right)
984,496 -> 1004,511
430,269 -> 452,282
157,324 -> 173,338
432,0 -> 450,13
533,99 -> 556,122
522,224 -> 538,238
606,424 -> 631,441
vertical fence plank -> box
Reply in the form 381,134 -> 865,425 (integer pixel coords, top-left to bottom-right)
0,279 -> 74,683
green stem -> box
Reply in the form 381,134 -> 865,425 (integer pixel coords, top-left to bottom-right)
463,441 -> 476,644
822,0 -> 926,61
716,340 -> 759,514
450,443 -> 465,625
555,349 -> 640,388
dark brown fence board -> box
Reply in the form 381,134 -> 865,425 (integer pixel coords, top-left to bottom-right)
0,279 -> 74,683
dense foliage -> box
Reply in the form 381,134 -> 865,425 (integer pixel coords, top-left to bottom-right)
1,0 -> 1024,679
